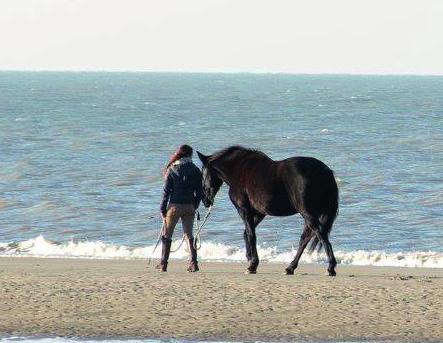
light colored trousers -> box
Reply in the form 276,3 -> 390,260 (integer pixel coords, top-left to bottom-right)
163,203 -> 195,240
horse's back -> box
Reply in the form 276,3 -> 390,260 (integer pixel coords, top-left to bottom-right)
282,156 -> 331,173
280,156 -> 338,216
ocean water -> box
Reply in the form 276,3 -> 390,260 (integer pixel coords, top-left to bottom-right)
0,72 -> 442,268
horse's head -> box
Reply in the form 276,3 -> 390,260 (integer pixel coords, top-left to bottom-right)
197,151 -> 223,207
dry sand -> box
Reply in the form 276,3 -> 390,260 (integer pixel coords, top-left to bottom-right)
0,257 -> 442,342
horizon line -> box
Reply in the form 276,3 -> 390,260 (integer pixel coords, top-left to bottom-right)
1,69 -> 443,77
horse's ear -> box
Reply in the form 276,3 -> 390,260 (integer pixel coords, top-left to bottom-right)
197,151 -> 209,165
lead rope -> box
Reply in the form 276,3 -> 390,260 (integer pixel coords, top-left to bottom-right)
172,205 -> 213,252
147,218 -> 166,266
148,205 -> 213,266
193,205 -> 213,250
170,235 -> 186,253
147,216 -> 186,265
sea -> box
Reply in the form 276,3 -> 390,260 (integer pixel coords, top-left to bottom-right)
0,72 -> 442,268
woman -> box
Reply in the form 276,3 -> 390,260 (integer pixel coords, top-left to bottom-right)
157,144 -> 203,272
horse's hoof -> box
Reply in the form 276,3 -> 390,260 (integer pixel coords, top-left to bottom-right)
285,268 -> 294,275
245,269 -> 256,274
328,270 -> 337,277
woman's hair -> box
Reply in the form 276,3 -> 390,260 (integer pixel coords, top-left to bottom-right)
163,144 -> 193,176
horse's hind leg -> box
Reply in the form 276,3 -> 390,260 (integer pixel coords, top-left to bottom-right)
319,231 -> 337,276
319,214 -> 337,276
311,217 -> 337,276
303,215 -> 337,276
285,226 -> 313,275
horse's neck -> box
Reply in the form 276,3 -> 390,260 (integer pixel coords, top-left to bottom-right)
212,153 -> 249,186
212,155 -> 239,186
212,163 -> 232,186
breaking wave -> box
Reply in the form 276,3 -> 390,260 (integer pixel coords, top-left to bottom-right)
1,236 -> 442,268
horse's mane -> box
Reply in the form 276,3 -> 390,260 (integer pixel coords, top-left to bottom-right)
208,145 -> 271,164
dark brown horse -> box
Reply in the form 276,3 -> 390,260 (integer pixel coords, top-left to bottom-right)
197,146 -> 339,276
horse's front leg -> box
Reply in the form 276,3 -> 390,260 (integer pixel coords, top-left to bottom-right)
237,212 -> 257,273
245,226 -> 259,274
231,193 -> 264,274
242,212 -> 264,274
243,229 -> 252,262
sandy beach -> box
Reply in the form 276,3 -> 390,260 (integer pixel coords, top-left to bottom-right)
0,257 -> 442,342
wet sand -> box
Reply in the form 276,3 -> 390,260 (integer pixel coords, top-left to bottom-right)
0,257 -> 442,341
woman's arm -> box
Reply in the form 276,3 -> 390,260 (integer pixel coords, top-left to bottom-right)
193,168 -> 203,210
160,171 -> 173,216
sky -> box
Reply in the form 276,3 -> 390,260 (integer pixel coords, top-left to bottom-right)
1,0 -> 443,74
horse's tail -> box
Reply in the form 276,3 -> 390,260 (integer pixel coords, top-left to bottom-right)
309,169 -> 339,253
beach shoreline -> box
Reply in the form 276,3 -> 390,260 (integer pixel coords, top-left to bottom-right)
1,257 -> 442,342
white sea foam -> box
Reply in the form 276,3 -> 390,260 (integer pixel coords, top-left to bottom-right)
1,236 -> 442,268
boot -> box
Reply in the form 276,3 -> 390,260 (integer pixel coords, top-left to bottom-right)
155,236 -> 172,272
187,237 -> 199,272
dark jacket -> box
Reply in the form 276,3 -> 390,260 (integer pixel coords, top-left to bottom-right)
160,158 -> 203,214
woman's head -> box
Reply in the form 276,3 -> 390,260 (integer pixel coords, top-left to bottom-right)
164,144 -> 193,175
